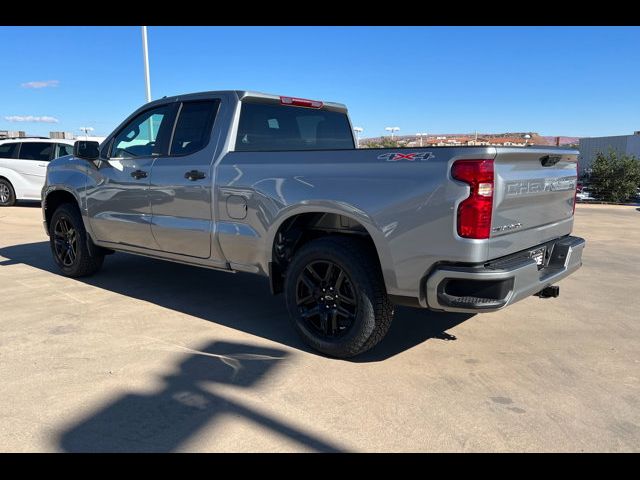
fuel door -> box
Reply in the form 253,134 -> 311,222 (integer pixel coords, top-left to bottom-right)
226,194 -> 248,219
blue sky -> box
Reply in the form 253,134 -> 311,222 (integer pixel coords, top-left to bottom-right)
1,26 -> 639,138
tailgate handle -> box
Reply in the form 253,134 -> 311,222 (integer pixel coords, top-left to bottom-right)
540,155 -> 562,167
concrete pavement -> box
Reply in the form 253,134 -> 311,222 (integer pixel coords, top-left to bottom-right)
0,203 -> 638,451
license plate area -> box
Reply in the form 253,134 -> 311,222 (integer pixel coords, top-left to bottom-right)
529,246 -> 547,269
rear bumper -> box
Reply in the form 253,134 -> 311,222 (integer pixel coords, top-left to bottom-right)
425,235 -> 585,313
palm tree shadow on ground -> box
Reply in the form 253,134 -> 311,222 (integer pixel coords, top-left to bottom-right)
58,340 -> 345,452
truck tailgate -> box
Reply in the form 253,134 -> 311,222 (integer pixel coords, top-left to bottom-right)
490,148 -> 578,253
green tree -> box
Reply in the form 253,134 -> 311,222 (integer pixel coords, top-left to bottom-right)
376,138 -> 401,149
589,149 -> 640,203
359,137 -> 402,149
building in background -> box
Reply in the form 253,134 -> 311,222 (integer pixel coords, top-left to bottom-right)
360,132 -> 578,149
0,130 -> 26,139
578,132 -> 640,175
49,131 -> 75,139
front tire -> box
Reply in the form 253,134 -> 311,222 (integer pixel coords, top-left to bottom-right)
0,178 -> 16,206
284,236 -> 394,358
49,203 -> 104,277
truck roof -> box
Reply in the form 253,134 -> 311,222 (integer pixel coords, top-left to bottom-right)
155,90 -> 349,113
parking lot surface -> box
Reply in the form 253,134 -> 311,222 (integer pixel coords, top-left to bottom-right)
0,203 -> 638,452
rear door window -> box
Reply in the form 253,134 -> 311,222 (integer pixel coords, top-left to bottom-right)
235,102 -> 354,151
170,100 -> 219,156
19,142 -> 54,161
56,143 -> 74,158
0,143 -> 18,158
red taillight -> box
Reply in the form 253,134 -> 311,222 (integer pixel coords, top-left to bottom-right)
451,159 -> 494,239
279,96 -> 323,109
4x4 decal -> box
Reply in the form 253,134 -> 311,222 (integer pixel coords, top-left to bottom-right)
377,152 -> 435,162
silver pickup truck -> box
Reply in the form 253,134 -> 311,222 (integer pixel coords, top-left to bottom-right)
42,90 -> 585,358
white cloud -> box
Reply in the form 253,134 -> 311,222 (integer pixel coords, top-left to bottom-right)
4,115 -> 60,123
21,80 -> 60,89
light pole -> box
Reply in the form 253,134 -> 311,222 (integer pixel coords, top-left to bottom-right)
524,134 -> 531,147
353,127 -> 363,148
385,126 -> 400,140
416,132 -> 428,147
141,26 -> 152,103
79,127 -> 94,140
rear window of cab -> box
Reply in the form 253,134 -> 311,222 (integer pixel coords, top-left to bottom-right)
235,102 -> 354,152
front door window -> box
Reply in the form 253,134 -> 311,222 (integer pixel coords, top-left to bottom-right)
111,105 -> 173,159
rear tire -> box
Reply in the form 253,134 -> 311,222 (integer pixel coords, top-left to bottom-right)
0,178 -> 16,206
284,236 -> 394,358
49,203 -> 104,277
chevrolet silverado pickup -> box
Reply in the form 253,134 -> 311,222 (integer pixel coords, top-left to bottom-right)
42,90 -> 585,358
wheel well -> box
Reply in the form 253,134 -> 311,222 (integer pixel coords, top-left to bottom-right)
269,212 -> 380,294
44,190 -> 78,232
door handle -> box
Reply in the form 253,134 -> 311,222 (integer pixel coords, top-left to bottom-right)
130,169 -> 148,180
184,170 -> 206,181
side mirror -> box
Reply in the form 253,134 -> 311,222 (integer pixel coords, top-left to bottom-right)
73,140 -> 100,160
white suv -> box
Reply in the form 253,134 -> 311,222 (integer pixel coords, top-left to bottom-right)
0,137 -> 75,206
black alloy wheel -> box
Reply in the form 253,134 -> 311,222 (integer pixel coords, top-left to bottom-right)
284,236 -> 394,358
49,203 -> 104,277
53,216 -> 78,267
295,260 -> 358,338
